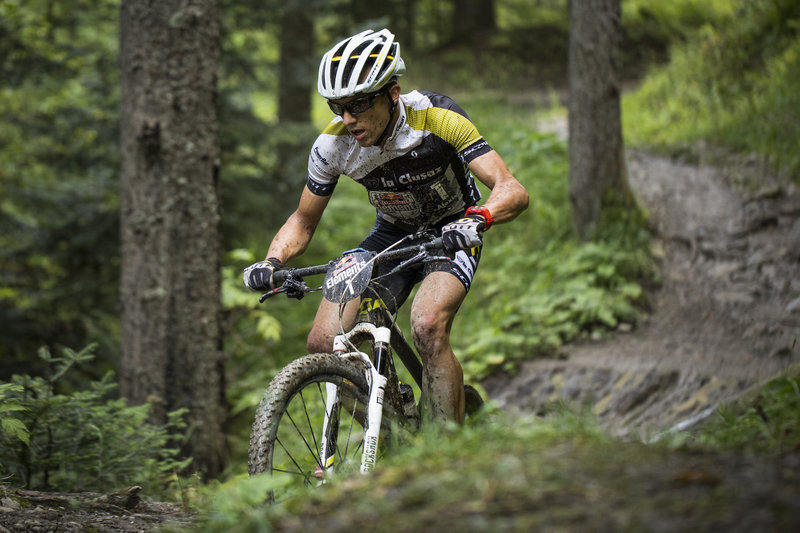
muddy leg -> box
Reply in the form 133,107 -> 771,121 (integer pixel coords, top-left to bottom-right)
410,272 -> 467,424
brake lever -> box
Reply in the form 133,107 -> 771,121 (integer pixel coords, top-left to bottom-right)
423,255 -> 451,263
259,277 -> 310,303
386,251 -> 427,276
259,287 -> 285,303
283,277 -> 310,300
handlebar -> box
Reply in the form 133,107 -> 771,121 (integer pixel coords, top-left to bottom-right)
260,234 -> 447,302
271,263 -> 328,286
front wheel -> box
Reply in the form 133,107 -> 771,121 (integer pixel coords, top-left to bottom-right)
249,353 -> 372,491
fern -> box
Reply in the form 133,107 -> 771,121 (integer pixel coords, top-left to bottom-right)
0,344 -> 190,495
0,384 -> 30,445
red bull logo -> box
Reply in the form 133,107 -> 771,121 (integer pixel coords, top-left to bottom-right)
378,193 -> 409,205
332,255 -> 358,275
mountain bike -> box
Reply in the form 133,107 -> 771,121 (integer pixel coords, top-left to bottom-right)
248,231 -> 483,494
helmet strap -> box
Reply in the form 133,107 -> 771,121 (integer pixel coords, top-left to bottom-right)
373,91 -> 398,147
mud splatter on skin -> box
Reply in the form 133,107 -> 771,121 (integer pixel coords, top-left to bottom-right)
420,364 -> 465,424
307,298 -> 360,353
411,272 -> 467,423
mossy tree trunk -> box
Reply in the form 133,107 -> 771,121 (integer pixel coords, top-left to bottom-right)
119,0 -> 227,477
568,0 -> 634,240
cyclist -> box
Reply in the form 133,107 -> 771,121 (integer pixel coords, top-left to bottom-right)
244,29 -> 528,423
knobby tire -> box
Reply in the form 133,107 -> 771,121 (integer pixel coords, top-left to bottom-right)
248,353 -> 372,493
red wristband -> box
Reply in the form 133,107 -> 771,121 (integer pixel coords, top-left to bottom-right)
465,205 -> 494,230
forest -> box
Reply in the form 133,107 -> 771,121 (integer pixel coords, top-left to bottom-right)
2,0 -> 800,530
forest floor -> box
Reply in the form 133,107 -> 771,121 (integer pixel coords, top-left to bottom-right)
2,124 -> 799,531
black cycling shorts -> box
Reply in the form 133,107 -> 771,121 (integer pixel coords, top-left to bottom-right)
357,215 -> 482,314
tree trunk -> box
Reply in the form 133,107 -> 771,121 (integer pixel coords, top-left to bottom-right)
119,0 -> 227,477
278,0 -> 313,124
453,0 -> 496,48
275,1 -> 315,207
568,0 -> 633,240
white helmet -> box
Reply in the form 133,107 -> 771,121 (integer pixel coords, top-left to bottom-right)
317,29 -> 406,99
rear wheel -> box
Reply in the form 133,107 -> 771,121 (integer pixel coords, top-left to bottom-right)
249,353 -> 371,493
464,384 -> 484,417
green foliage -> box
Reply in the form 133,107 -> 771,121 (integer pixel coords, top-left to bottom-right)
621,0 -> 735,66
409,0 -> 731,93
623,0 -> 800,178
191,406 -> 611,531
192,398 -> 800,531
683,371 -> 800,455
0,384 -> 30,445
0,344 -> 191,495
0,0 -> 121,372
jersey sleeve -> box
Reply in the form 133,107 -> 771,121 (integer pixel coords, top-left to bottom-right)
411,91 -> 493,163
306,128 -> 344,197
459,138 -> 492,164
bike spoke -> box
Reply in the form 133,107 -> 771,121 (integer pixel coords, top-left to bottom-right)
283,409 -> 323,469
272,466 -> 311,477
298,387 -> 320,456
341,398 -> 360,463
336,399 -> 347,463
275,436 -> 313,485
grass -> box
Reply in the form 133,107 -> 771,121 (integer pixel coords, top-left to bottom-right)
193,376 -> 800,532
679,366 -> 800,455
623,1 -> 800,179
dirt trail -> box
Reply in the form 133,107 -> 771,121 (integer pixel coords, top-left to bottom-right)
484,128 -> 800,437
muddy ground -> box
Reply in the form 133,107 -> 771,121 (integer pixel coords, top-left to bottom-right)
484,143 -> 800,439
0,486 -> 191,532
2,140 -> 799,531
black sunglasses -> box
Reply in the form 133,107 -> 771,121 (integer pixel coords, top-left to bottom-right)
327,91 -> 382,116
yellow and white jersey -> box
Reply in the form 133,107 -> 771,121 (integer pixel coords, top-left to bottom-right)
307,90 -> 492,230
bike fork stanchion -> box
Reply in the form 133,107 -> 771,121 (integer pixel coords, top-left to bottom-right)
361,369 -> 386,473
316,382 -> 340,482
360,325 -> 391,473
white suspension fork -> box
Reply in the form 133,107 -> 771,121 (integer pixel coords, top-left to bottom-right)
361,369 -> 386,473
328,322 -> 392,474
316,381 -> 340,480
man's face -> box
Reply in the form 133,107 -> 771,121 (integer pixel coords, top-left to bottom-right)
329,85 -> 399,147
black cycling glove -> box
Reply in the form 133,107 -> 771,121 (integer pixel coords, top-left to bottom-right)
243,257 -> 286,291
441,215 -> 486,250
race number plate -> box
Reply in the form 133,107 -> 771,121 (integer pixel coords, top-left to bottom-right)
322,251 -> 374,303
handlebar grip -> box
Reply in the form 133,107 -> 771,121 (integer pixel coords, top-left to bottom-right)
272,269 -> 288,285
426,237 -> 443,249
